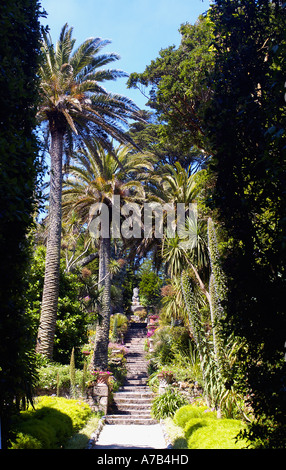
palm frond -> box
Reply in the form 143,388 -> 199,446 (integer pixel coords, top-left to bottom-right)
56,23 -> 75,66
38,23 -> 140,150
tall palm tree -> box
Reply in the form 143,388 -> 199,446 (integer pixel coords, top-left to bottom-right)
62,142 -> 154,369
36,24 -> 141,359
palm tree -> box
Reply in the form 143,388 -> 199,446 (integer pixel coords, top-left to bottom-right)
62,142 -> 154,369
36,24 -> 141,359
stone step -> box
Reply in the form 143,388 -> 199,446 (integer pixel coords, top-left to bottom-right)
126,365 -> 147,369
105,416 -> 157,425
109,407 -> 152,416
119,387 -> 149,394
124,375 -> 147,386
111,402 -> 151,411
126,370 -> 147,373
113,390 -> 153,399
124,376 -> 148,381
126,364 -> 147,368
112,403 -> 152,411
104,323 -> 157,426
126,369 -> 148,374
126,361 -> 147,366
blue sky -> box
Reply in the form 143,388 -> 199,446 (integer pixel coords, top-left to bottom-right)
40,0 -> 211,110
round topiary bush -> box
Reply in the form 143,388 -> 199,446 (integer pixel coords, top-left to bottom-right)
173,403 -> 217,428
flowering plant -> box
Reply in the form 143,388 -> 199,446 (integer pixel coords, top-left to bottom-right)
108,343 -> 128,355
91,370 -> 112,376
147,328 -> 156,338
149,314 -> 159,319
148,314 -> 159,322
81,343 -> 93,355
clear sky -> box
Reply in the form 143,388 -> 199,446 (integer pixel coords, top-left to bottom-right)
40,0 -> 211,110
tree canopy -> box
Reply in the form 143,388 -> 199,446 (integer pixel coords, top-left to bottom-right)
127,14 -> 215,165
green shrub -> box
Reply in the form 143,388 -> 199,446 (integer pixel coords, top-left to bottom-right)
9,396 -> 92,449
150,326 -> 193,368
174,403 -> 217,428
186,418 -> 247,449
151,387 -> 189,420
9,432 -> 42,449
36,396 -> 92,432
110,313 -> 128,342
184,417 -> 210,440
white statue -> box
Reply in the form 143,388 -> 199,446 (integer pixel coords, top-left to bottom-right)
132,287 -> 139,303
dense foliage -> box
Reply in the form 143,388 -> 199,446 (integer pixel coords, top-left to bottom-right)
27,246 -> 92,364
127,14 -> 214,164
0,0 -> 43,447
203,0 -> 286,447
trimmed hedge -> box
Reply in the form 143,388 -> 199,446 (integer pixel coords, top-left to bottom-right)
9,396 -> 92,449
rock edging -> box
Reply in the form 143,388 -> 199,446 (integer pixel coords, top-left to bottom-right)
86,417 -> 105,449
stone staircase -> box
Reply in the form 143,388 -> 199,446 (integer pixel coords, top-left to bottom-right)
105,323 -> 157,425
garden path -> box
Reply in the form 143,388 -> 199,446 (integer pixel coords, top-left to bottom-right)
90,323 -> 167,449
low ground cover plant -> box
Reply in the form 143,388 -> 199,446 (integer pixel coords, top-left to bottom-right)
9,396 -> 93,449
64,413 -> 103,449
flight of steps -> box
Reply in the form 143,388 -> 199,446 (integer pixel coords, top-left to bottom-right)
105,323 -> 157,425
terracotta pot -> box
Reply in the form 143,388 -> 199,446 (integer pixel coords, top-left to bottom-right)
96,373 -> 110,385
158,374 -> 173,385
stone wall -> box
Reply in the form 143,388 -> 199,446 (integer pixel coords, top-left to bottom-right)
85,383 -> 111,415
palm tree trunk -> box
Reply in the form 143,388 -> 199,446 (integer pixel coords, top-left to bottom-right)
92,235 -> 111,370
36,127 -> 64,359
